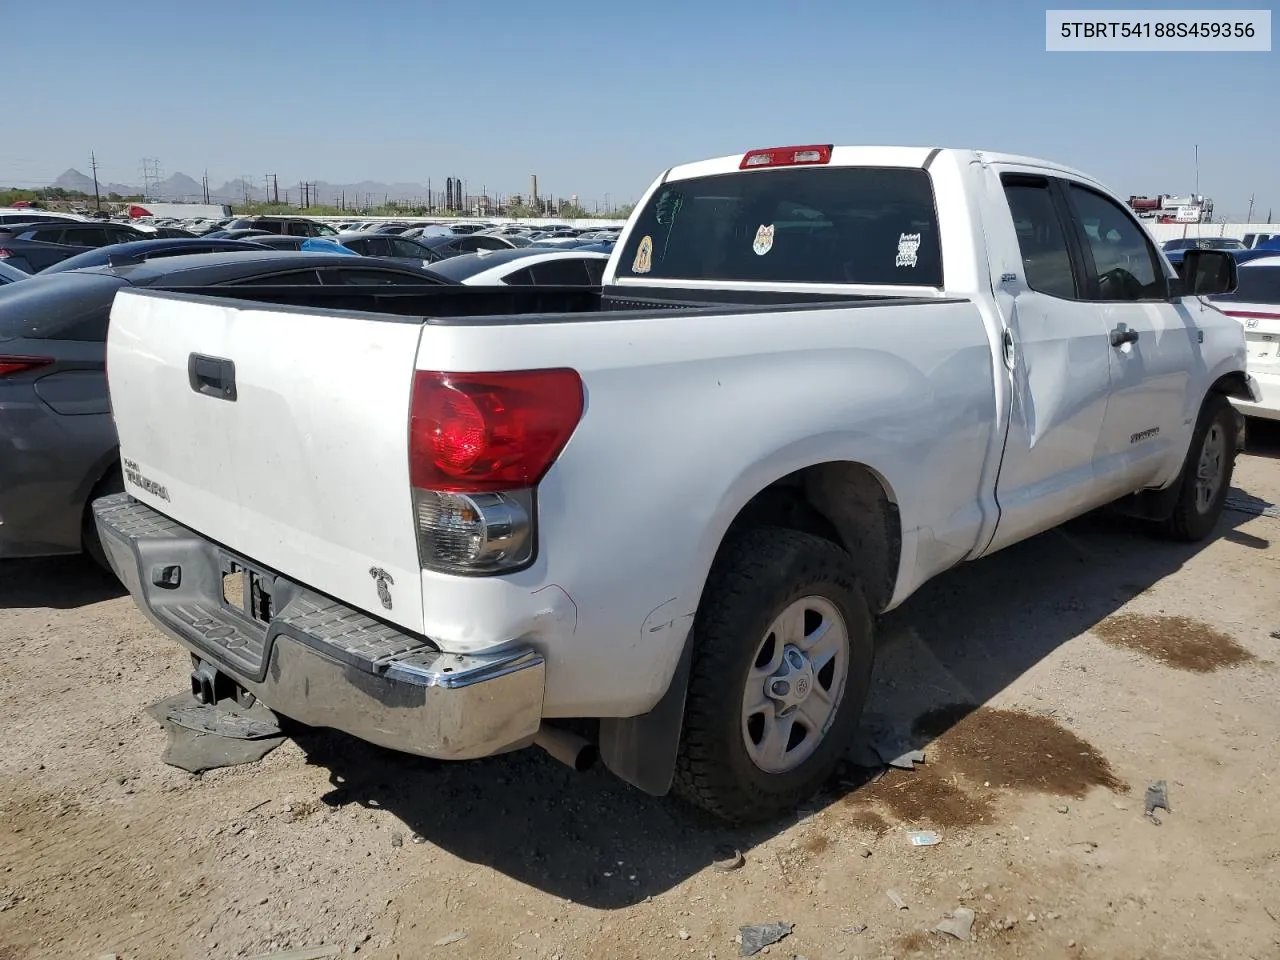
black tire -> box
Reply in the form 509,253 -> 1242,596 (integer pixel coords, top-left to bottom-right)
1159,394 -> 1237,542
673,526 -> 874,823
82,467 -> 124,572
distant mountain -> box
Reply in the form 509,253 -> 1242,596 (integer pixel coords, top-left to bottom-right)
210,178 -> 267,204
52,168 -> 96,194
151,172 -> 204,201
34,168 -> 511,208
52,167 -> 141,197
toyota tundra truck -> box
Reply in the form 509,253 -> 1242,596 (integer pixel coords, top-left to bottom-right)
93,144 -> 1256,822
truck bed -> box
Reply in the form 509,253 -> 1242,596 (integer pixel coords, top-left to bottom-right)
148,281 -> 917,324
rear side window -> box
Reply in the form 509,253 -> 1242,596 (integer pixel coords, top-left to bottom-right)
530,259 -> 591,285
0,275 -> 124,341
68,227 -> 112,247
614,166 -> 942,286
1002,180 -> 1078,300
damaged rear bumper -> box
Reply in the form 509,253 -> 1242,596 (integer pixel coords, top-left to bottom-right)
92,493 -> 545,760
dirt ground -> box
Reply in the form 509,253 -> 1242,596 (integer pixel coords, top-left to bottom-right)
3,425 -> 1280,960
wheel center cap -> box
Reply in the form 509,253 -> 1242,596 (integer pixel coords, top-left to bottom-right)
767,644 -> 815,713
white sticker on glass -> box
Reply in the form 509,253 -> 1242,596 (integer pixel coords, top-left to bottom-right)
752,223 -> 775,256
895,232 -> 922,268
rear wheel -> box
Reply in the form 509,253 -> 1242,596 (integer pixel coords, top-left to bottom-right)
1159,394 -> 1237,542
673,527 -> 874,823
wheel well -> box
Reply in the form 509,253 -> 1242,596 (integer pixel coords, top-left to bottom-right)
1210,370 -> 1253,402
81,462 -> 124,527
718,462 -> 901,614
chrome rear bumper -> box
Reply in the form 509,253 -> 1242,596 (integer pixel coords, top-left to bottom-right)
92,494 -> 545,760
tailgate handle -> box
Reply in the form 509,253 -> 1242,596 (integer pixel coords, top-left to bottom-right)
188,354 -> 237,402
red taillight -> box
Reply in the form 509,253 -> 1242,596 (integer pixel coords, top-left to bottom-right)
0,248 -> 13,260
409,369 -> 584,493
739,144 -> 833,170
0,355 -> 53,377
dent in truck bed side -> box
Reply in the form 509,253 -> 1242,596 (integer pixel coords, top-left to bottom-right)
413,296 -> 1001,717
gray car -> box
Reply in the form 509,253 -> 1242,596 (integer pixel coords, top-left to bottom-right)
0,252 -> 456,566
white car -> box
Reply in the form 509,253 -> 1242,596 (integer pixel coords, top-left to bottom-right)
1208,254 -> 1280,420
428,248 -> 609,285
0,207 -> 88,225
95,144 -> 1252,823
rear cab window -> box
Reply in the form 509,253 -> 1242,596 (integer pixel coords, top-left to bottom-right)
614,166 -> 943,287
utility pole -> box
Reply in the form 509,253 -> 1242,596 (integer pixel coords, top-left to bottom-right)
89,151 -> 102,211
1246,194 -> 1255,222
202,170 -> 210,204
273,174 -> 279,205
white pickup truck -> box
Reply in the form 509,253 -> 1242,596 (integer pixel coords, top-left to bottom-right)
95,144 -> 1256,823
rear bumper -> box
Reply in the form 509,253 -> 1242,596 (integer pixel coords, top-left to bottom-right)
92,493 -> 545,760
1229,369 -> 1280,422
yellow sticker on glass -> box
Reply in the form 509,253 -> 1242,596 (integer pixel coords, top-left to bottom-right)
633,235 -> 653,274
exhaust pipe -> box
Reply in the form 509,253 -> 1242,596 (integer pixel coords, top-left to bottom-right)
534,724 -> 598,772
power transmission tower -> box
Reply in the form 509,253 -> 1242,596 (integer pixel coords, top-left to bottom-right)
272,174 -> 280,205
88,151 -> 102,211
202,170 -> 210,204
140,158 -> 162,200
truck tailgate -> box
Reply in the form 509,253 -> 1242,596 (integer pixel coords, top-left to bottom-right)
106,289 -> 427,633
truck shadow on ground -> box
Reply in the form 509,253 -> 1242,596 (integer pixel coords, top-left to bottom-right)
293,468 -> 1273,909
0,556 -> 126,610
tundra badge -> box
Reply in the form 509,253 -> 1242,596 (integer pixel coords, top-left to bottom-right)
369,567 -> 394,611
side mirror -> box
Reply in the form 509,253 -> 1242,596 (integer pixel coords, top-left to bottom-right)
1179,249 -> 1238,296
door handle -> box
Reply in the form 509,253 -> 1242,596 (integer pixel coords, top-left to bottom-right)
1110,326 -> 1140,347
188,353 -> 237,401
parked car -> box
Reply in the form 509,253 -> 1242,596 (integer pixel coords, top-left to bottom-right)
93,144 -> 1253,823
417,232 -> 516,259
1,251 -> 456,566
203,229 -> 275,240
333,232 -> 446,264
426,248 -> 609,285
0,209 -> 87,225
246,236 -> 362,256
0,221 -> 152,272
146,227 -> 200,239
0,261 -> 30,285
42,238 -> 273,274
1161,236 -> 1247,266
223,216 -> 338,238
1207,254 -> 1280,421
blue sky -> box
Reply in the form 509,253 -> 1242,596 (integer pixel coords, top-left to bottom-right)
3,0 -> 1275,217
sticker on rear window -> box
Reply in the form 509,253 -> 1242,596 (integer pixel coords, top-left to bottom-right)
895,232 -> 922,268
753,224 -> 775,256
633,235 -> 653,274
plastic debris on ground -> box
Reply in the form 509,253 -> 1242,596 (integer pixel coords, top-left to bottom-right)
886,889 -> 908,910
935,907 -> 976,941
432,931 -> 467,947
907,830 -> 940,847
738,921 -> 793,956
1145,780 -> 1171,824
145,692 -> 286,773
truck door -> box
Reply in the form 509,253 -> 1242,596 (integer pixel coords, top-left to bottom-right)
1059,182 -> 1195,494
982,173 -> 1114,555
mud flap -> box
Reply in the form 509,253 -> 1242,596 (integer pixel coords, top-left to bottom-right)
597,630 -> 694,796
